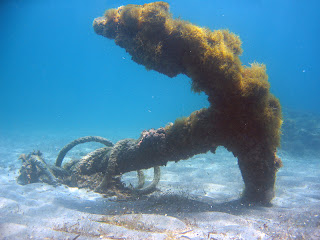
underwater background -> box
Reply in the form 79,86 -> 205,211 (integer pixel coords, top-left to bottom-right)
1,0 -> 319,140
0,0 -> 320,239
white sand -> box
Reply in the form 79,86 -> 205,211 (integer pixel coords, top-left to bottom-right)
0,132 -> 319,239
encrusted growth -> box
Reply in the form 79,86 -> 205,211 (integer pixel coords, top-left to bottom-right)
92,1 -> 283,203
16,2 -> 283,204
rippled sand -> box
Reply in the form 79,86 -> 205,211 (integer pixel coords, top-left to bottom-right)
0,133 -> 319,239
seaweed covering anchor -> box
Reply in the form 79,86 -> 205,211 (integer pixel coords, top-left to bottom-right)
93,1 -> 283,204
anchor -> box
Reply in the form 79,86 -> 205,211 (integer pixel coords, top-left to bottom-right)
17,1 -> 283,204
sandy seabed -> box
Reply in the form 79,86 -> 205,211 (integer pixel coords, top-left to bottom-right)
0,132 -> 319,239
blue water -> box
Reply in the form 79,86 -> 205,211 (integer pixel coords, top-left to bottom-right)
1,0 -> 319,139
0,2 -> 320,238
